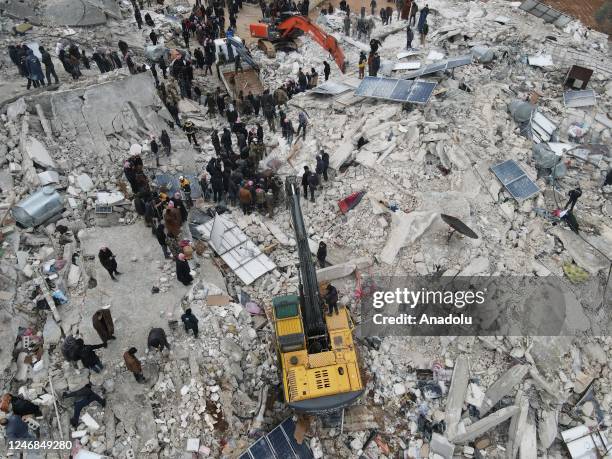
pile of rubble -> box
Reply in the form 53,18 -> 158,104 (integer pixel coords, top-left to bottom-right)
0,0 -> 611,457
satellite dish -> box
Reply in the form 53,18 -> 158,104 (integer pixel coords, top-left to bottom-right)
441,214 -> 479,239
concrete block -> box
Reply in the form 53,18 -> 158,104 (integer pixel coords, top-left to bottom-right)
480,364 -> 530,415
81,413 -> 100,431
452,406 -> 519,444
25,136 -> 56,169
445,356 -> 470,440
430,433 -> 455,459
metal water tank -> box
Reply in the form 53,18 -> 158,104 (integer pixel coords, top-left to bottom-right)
12,186 -> 64,228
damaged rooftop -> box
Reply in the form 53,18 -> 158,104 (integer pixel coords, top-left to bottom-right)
0,0 -> 611,458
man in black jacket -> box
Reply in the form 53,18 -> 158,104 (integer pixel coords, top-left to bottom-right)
148,328 -> 171,351
181,308 -> 199,338
98,247 -> 121,280
79,341 -> 107,373
63,383 -> 105,428
39,46 -> 59,85
156,223 -> 171,258
324,284 -> 339,315
301,166 -> 310,199
317,241 -> 327,268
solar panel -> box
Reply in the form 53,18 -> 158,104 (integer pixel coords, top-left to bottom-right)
238,418 -> 314,459
310,81 -> 354,95
354,77 -> 437,104
407,81 -> 437,103
491,160 -> 540,201
403,54 -> 473,79
354,77 -> 380,96
390,79 -> 414,100
563,89 -> 597,108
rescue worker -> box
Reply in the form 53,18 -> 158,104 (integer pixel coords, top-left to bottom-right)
179,176 -> 192,208
358,51 -> 366,79
183,120 -> 199,146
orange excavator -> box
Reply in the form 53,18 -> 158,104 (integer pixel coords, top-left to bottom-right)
249,15 -> 346,73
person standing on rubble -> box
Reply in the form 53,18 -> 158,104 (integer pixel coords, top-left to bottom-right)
134,7 -> 143,29
78,340 -> 107,373
324,283 -> 339,315
564,186 -> 582,212
409,1 -> 418,26
183,120 -> 199,146
92,308 -> 116,343
63,383 -> 106,428
25,48 -> 45,90
99,247 -> 121,281
301,166 -> 311,199
296,111 -> 308,139
39,46 -> 59,85
321,149 -> 330,181
181,308 -> 199,338
323,61 -> 330,81
406,25 -> 414,49
344,12 -> 351,35
164,201 -> 182,237
161,129 -> 171,156
307,170 -> 319,202
317,241 -> 327,267
419,20 -> 428,46
155,223 -> 171,258
417,3 -> 429,33
370,0 -> 376,15
239,184 -> 252,214
285,118 -> 295,145
148,328 -> 171,352
150,29 -> 158,45
358,51 -> 366,79
123,347 -> 145,383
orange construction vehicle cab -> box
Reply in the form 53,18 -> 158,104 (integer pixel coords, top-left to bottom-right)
249,23 -> 270,39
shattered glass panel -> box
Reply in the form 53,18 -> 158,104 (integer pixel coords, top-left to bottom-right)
390,79 -> 414,100
371,78 -> 399,98
505,175 -> 540,201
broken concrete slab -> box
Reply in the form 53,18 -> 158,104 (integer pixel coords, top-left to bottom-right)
538,409 -> 557,449
551,227 -> 608,274
315,257 -> 373,282
430,433 -> 455,459
480,364 -> 530,415
445,356 -> 470,440
452,405 -> 519,444
26,136 -> 56,169
262,219 -> 295,246
507,391 -> 530,459
380,211 -> 437,265
519,413 -> 538,459
77,173 -> 95,192
7,97 -> 27,121
38,171 -> 60,186
42,316 -> 62,345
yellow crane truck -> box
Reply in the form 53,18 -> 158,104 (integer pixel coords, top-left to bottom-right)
271,177 -> 364,414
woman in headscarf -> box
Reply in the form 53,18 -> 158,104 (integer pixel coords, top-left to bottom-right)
98,247 -> 120,280
175,253 -> 193,285
163,201 -> 182,238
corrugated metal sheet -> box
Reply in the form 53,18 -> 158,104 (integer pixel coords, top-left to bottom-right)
197,214 -> 276,285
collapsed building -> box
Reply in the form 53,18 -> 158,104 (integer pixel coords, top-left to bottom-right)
0,0 -> 611,457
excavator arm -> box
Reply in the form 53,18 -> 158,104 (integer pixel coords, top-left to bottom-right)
277,15 -> 346,73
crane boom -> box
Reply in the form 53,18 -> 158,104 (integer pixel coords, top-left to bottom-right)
285,176 -> 326,339
277,16 -> 346,72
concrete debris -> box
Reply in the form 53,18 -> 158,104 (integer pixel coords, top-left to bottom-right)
452,406 -> 520,444
480,364 -> 530,415
0,0 -> 611,457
